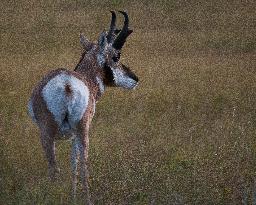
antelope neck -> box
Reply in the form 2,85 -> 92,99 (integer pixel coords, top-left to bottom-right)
74,54 -> 105,101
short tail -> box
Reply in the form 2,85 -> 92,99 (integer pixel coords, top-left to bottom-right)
65,83 -> 73,96
60,83 -> 73,134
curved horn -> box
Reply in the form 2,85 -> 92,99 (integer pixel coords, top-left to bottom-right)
106,11 -> 117,43
113,11 -> 133,50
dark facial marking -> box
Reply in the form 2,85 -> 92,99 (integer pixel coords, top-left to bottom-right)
112,56 -> 119,62
103,63 -> 115,85
112,53 -> 121,62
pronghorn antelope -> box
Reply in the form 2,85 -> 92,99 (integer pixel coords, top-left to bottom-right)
28,11 -> 138,204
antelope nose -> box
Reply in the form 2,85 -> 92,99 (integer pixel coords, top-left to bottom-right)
128,72 -> 138,82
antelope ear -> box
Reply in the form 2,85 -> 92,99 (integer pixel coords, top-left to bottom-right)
103,64 -> 115,85
80,33 -> 93,51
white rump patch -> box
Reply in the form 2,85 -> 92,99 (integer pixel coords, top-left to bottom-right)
42,74 -> 89,132
97,53 -> 105,67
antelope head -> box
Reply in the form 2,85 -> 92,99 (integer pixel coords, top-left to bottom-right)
80,11 -> 139,90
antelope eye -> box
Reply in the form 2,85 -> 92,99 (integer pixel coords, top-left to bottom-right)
112,56 -> 119,62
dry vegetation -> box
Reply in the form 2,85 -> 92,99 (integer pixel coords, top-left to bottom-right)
1,0 -> 256,204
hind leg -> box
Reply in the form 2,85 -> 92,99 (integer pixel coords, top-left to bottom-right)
77,118 -> 92,205
71,137 -> 79,199
40,130 -> 60,180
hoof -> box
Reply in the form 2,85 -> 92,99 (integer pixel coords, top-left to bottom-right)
86,200 -> 93,205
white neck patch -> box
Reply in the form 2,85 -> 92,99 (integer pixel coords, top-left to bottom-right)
97,54 -> 105,67
96,76 -> 105,94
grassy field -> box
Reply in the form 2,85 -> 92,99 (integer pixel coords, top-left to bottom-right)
1,0 -> 256,204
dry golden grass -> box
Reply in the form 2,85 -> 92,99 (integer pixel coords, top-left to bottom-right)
1,0 -> 256,204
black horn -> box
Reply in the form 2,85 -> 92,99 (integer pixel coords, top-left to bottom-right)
106,11 -> 117,43
113,11 -> 133,50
